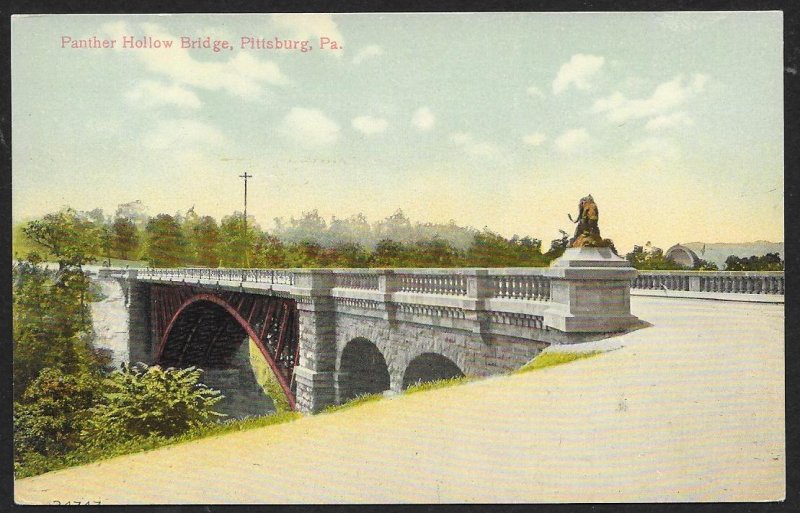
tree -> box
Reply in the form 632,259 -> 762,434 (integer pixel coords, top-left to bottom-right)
219,212 -> 259,267
285,240 -> 325,267
14,368 -> 101,463
370,239 -> 410,267
724,253 -> 784,271
144,214 -> 187,267
625,243 -> 683,270
545,230 -> 570,260
12,255 -> 106,398
252,234 -> 287,268
111,217 -> 140,260
409,238 -> 464,267
325,242 -> 370,267
115,200 -> 150,229
188,216 -> 221,267
22,208 -> 101,270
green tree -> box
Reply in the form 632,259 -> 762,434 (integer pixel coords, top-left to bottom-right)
14,368 -> 101,463
111,217 -> 140,260
544,230 -> 570,260
625,243 -> 683,270
285,240 -> 325,267
219,212 -> 259,267
409,238 -> 464,267
22,208 -> 101,270
12,255 -> 107,398
324,242 -> 370,267
144,214 -> 187,267
724,253 -> 783,271
252,234 -> 287,268
369,239 -> 410,267
188,215 -> 221,267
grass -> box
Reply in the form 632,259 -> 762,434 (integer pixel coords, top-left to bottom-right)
516,350 -> 602,374
14,411 -> 301,480
404,375 -> 472,395
322,393 -> 384,414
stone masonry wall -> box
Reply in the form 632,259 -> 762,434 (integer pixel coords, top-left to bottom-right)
333,311 -> 548,396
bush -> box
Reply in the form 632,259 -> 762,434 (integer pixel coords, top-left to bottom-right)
81,363 -> 225,447
14,368 -> 101,464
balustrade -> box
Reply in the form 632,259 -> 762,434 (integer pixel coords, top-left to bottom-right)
634,271 -> 783,295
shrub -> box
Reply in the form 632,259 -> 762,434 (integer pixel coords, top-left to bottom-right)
81,363 -> 225,447
14,368 -> 101,464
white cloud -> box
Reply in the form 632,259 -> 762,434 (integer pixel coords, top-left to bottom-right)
412,107 -> 436,131
645,111 -> 694,131
282,107 -> 340,147
592,74 -> 709,124
554,128 -> 591,153
101,22 -> 287,101
142,119 -> 226,151
526,85 -> 545,98
353,45 -> 383,64
272,14 -> 343,56
352,115 -> 388,135
522,132 -> 547,146
553,54 -> 605,94
450,132 -> 500,158
125,80 -> 202,110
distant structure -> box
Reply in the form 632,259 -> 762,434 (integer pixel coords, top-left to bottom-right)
665,244 -> 699,269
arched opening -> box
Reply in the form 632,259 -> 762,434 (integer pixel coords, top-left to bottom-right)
338,338 -> 390,402
156,294 -> 297,415
402,352 -> 464,390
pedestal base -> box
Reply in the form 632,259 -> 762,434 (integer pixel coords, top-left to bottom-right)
544,247 -> 640,334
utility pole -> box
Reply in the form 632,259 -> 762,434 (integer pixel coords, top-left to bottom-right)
239,172 -> 252,267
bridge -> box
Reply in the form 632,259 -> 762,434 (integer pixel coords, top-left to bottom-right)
98,247 -> 784,414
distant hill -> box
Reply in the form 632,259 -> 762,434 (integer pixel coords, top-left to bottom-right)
681,241 -> 784,268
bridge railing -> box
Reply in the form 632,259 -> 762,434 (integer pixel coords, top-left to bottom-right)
632,270 -> 784,295
115,259 -> 637,334
137,267 -> 296,286
133,266 -> 556,302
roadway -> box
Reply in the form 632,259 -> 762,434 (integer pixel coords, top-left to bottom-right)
15,296 -> 785,503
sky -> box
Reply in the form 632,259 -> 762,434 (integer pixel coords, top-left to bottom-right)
11,12 -> 784,252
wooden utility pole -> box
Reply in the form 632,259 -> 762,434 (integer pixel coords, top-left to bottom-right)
239,172 -> 252,267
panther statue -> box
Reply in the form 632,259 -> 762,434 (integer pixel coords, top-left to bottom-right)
567,194 -> 616,252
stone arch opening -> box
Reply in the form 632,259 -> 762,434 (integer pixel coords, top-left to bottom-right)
338,337 -> 391,402
402,352 -> 464,390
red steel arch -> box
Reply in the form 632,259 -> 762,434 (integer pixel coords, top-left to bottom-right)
155,292 -> 297,410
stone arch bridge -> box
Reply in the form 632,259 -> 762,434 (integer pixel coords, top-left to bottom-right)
102,247 -> 639,413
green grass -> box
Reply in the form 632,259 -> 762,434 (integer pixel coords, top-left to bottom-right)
516,350 -> 602,374
14,411 -> 301,480
404,375 -> 472,395
322,393 -> 384,414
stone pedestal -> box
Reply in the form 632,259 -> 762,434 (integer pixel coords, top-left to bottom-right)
543,247 -> 640,333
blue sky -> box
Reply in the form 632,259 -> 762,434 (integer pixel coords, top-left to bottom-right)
12,12 -> 783,251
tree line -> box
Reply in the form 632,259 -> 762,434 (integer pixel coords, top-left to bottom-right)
16,204 -> 568,269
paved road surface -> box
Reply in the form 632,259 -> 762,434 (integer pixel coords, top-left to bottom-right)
15,296 -> 785,503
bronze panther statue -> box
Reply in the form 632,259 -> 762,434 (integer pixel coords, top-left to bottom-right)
567,195 -> 616,251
